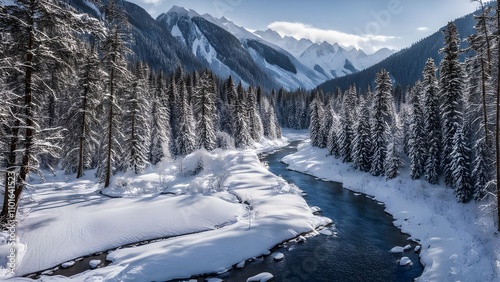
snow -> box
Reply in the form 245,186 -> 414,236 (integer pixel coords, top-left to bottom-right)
236,261 -> 246,268
2,136 -> 330,281
400,257 -> 412,266
60,261 -> 75,269
281,138 -> 500,281
415,245 -> 422,252
246,272 -> 274,282
89,260 -> 101,269
390,246 -> 405,254
319,229 -> 333,236
271,252 -> 284,261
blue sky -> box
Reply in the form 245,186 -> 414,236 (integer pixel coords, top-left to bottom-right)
127,0 -> 484,52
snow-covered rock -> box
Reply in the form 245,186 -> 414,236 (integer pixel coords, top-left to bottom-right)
403,244 -> 412,251
246,272 -> 274,282
310,206 -> 322,213
414,245 -> 421,252
390,246 -> 405,253
206,278 -> 223,282
89,260 -> 101,269
61,261 -> 75,269
399,257 -> 412,266
236,261 -> 246,268
319,229 -> 333,236
296,235 -> 307,243
271,252 -> 284,261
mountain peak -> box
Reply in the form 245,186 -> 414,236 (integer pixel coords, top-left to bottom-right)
167,5 -> 189,15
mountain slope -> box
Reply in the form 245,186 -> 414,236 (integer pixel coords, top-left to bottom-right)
317,12 -> 477,93
255,29 -> 395,80
157,6 -> 325,90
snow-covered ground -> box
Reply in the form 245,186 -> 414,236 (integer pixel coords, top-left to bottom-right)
0,136 -> 330,281
282,138 -> 500,281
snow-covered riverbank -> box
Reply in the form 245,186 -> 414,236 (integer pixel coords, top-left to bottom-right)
282,139 -> 500,281
1,136 -> 330,281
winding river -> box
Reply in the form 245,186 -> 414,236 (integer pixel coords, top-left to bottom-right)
216,140 -> 424,281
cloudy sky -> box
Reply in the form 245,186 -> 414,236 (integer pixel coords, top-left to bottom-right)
127,0 -> 484,52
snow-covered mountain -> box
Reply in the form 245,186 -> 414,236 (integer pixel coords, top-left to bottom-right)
157,6 -> 325,90
255,29 -> 395,80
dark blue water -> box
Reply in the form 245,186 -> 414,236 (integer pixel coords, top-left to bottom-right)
216,141 -> 424,282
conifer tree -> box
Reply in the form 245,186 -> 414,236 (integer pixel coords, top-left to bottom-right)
339,86 -> 357,162
371,69 -> 395,177
408,83 -> 426,179
149,72 -> 171,165
439,22 -> 466,187
193,70 -> 217,151
246,86 -> 264,141
353,95 -> 372,172
309,95 -> 324,148
451,125 -> 473,202
121,63 -> 151,174
422,58 -> 441,184
175,75 -> 196,155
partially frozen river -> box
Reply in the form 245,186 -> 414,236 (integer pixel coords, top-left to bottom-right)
217,140 -> 424,281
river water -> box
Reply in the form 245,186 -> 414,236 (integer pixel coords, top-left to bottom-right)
216,141 -> 424,281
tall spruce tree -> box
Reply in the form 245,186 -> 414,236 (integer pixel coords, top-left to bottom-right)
309,95 -> 324,147
451,125 -> 473,202
339,86 -> 357,161
370,69 -> 395,177
175,75 -> 196,156
408,82 -> 426,179
439,22 -> 466,187
353,95 -> 372,172
422,58 -> 441,184
149,72 -> 171,165
193,70 -> 217,151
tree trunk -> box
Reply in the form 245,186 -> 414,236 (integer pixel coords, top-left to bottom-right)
496,2 -> 500,232
104,66 -> 114,188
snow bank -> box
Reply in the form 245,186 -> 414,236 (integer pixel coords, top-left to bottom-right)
282,140 -> 500,281
4,137 -> 329,281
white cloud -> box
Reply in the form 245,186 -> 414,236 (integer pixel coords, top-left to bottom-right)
141,0 -> 163,4
417,27 -> 430,32
268,21 -> 397,51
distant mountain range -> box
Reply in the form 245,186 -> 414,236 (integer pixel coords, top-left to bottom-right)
316,10 -> 478,93
65,1 -> 395,90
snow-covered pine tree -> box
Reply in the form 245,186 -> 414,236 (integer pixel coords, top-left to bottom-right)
0,0 -> 100,220
61,41 -> 103,177
318,99 -> 332,149
385,124 -> 404,179
339,86 -> 357,162
99,0 -> 132,187
149,72 -> 171,165
352,95 -> 372,172
422,58 -> 441,184
175,75 -> 196,156
193,70 -> 217,151
233,83 -> 253,148
472,138 -> 489,200
439,22 -> 466,187
121,63 -> 151,174
309,94 -> 325,148
371,69 -> 395,177
451,125 -> 473,202
408,82 -> 426,179
168,74 -> 179,157
246,86 -> 264,141
327,114 -> 341,157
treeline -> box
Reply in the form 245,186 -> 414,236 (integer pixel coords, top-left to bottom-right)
308,2 -> 500,208
0,0 -> 280,224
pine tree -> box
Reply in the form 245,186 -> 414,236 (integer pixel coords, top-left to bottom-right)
353,95 -> 372,172
233,83 -> 253,148
385,125 -> 404,179
439,22 -> 466,187
100,0 -> 131,187
309,95 -> 324,147
193,70 -> 217,151
0,0 -> 98,221
61,42 -> 103,177
408,83 -> 426,179
149,72 -> 171,165
339,86 -> 357,162
472,138 -> 489,200
327,115 -> 340,157
121,63 -> 151,174
175,75 -> 196,155
422,58 -> 441,184
246,86 -> 264,141
451,125 -> 473,202
371,69 -> 395,177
